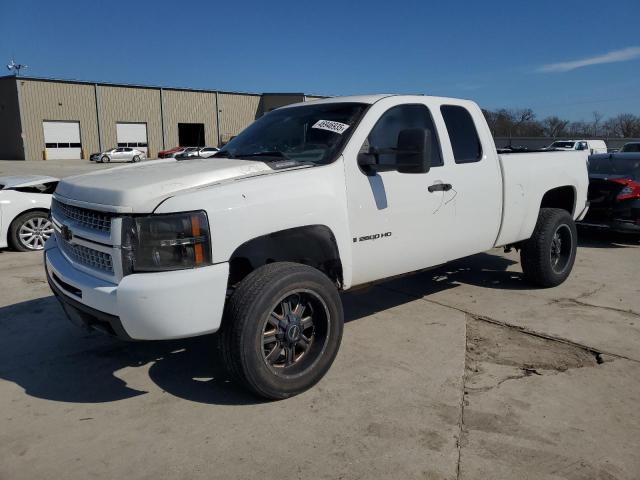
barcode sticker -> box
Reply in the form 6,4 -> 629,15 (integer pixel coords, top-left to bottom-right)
312,120 -> 350,134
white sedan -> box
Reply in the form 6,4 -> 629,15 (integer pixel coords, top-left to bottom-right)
90,147 -> 146,163
0,176 -> 58,251
198,147 -> 220,158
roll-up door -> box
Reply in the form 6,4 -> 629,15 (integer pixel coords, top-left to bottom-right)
43,121 -> 82,160
117,123 -> 148,155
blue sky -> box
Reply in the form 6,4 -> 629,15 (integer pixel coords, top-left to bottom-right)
1,0 -> 639,120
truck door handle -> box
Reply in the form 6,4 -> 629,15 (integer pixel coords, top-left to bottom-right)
428,183 -> 452,193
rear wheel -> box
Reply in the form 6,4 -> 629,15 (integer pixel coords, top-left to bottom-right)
9,211 -> 53,251
521,208 -> 577,287
219,262 -> 343,400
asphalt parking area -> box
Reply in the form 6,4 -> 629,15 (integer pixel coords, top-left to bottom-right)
1,229 -> 639,479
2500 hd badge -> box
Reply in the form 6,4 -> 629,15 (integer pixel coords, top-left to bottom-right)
353,232 -> 392,242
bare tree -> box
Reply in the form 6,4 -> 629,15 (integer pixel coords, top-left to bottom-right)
481,107 -> 637,139
601,118 -> 619,138
542,116 -> 569,138
591,111 -> 603,137
614,114 -> 640,138
567,121 -> 589,137
481,109 -> 497,136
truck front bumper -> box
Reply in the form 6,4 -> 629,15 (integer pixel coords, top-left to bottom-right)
45,242 -> 229,340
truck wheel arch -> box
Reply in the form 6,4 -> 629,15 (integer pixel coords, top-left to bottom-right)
539,186 -> 576,216
227,225 -> 343,289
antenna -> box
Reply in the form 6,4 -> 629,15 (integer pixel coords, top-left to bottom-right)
7,57 -> 28,76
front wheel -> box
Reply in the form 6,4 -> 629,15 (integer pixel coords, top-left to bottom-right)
521,208 -> 577,288
100,155 -> 109,163
132,155 -> 140,163
219,262 -> 344,400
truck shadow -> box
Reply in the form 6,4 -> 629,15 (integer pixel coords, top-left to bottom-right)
0,297 -> 258,406
0,251 -> 548,406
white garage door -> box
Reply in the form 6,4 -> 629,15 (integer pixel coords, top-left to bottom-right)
117,123 -> 148,155
43,121 -> 82,160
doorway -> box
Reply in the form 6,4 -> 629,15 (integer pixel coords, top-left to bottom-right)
178,123 -> 205,147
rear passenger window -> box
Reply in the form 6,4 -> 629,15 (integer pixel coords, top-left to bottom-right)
440,105 -> 482,164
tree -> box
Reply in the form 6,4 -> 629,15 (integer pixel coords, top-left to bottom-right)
567,121 -> 587,137
601,118 -> 619,138
542,116 -> 569,138
591,111 -> 603,137
481,109 -> 498,136
614,114 -> 640,137
481,107 -> 639,139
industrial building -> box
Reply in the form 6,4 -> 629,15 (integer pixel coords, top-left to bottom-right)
0,76 -> 324,160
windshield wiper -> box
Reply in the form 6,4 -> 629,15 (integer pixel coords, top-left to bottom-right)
214,151 -> 235,158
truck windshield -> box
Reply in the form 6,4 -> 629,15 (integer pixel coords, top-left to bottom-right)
216,102 -> 368,165
550,141 -> 575,149
589,157 -> 640,180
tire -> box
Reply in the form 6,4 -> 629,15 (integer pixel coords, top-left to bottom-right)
132,155 -> 140,163
9,210 -> 53,252
100,155 -> 109,163
520,208 -> 577,288
219,262 -> 344,400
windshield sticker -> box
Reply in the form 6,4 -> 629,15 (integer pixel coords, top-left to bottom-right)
312,120 -> 350,135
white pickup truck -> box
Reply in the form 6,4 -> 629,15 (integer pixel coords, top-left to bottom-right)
45,95 -> 589,399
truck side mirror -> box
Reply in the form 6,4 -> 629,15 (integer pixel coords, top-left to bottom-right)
396,128 -> 431,174
357,151 -> 379,170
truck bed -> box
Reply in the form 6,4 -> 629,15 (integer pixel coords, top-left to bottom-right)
494,150 -> 589,247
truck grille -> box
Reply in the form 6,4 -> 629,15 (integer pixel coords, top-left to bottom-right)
57,234 -> 114,273
52,198 -> 113,234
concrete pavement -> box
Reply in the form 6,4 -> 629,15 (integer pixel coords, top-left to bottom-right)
0,156 -> 638,479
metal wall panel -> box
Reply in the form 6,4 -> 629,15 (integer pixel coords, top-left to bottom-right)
97,86 -> 162,157
18,79 -> 98,160
162,90 -> 218,148
217,93 -> 261,144
260,94 -> 305,115
0,77 -> 23,159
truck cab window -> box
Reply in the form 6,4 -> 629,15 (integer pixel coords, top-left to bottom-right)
363,104 -> 443,168
440,105 -> 483,164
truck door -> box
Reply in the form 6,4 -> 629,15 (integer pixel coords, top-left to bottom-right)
435,104 -> 503,259
344,102 -> 458,286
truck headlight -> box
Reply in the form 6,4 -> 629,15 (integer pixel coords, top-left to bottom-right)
121,211 -> 212,275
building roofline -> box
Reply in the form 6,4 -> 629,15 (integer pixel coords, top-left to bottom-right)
0,74 -> 265,97
261,92 -> 306,96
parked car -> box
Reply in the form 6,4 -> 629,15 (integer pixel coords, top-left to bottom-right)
580,153 -> 640,233
544,139 -> 607,155
174,147 -> 202,159
198,147 -> 220,158
619,142 -> 640,153
158,147 -> 182,158
90,147 -> 145,163
45,94 -> 588,399
175,147 -> 220,160
0,175 -> 58,251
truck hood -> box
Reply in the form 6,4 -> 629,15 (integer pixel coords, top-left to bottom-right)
55,158 -> 273,212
